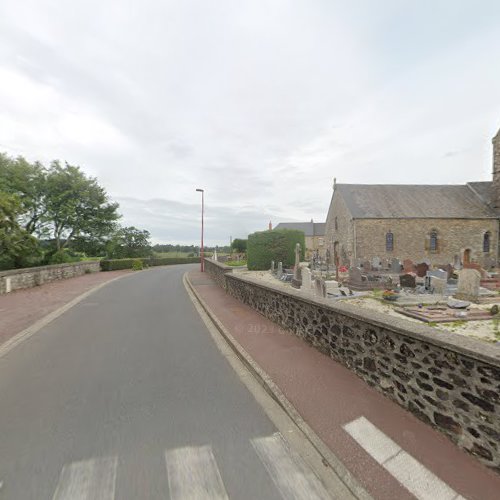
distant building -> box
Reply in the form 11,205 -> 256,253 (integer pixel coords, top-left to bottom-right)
324,128 -> 500,269
274,220 -> 326,259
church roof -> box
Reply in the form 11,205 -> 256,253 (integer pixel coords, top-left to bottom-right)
335,183 -> 496,219
274,221 -> 326,236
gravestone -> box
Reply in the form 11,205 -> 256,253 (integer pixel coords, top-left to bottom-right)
445,264 -> 455,280
427,269 -> 447,280
362,260 -> 372,271
372,257 -> 381,270
325,280 -> 341,296
381,258 -> 390,270
416,262 -> 429,278
349,267 -> 364,284
270,260 -> 275,273
293,243 -> 301,281
453,254 -> 462,269
455,269 -> 480,302
314,278 -> 326,298
277,262 -> 283,279
403,259 -> 414,273
391,258 -> 401,273
431,276 -> 447,295
400,274 -> 416,288
301,267 -> 312,293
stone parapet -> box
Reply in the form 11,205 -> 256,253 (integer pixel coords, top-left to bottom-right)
0,261 -> 101,294
215,270 -> 500,471
203,258 -> 233,290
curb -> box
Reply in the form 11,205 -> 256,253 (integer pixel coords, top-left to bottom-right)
0,272 -> 134,360
184,272 -> 373,500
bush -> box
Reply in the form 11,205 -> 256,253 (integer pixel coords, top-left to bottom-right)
100,256 -> 200,271
132,259 -> 143,270
247,229 -> 305,271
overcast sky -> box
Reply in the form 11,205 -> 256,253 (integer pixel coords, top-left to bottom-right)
1,1 -> 500,245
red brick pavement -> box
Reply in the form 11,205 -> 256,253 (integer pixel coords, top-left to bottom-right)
0,270 -> 131,347
188,270 -> 500,500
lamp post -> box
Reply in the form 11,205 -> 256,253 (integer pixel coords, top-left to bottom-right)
196,188 -> 204,272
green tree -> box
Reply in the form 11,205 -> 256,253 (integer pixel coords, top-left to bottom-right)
0,192 -> 40,270
43,162 -> 120,251
231,238 -> 247,253
106,226 -> 152,258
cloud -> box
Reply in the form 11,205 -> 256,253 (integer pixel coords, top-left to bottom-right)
1,1 -> 500,243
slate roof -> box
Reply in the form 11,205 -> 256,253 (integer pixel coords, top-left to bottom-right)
467,181 -> 493,207
274,221 -> 326,236
335,183 -> 496,219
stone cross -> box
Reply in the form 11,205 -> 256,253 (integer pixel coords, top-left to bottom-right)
294,243 -> 301,281
456,269 -> 480,302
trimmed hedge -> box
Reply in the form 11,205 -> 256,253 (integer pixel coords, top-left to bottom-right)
100,256 -> 200,271
247,229 -> 305,270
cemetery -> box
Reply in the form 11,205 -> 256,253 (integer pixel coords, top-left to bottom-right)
236,246 -> 500,344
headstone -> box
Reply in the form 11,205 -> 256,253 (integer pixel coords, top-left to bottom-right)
390,258 -> 401,273
427,269 -> 447,280
294,243 -> 301,281
399,274 -> 416,288
213,249 -> 218,261
453,254 -> 462,270
416,262 -> 429,278
349,267 -> 364,284
277,262 -> 283,279
301,267 -> 312,293
362,260 -> 372,271
5,277 -> 11,293
314,278 -> 326,298
325,280 -> 341,296
403,259 -> 414,273
372,257 -> 381,270
430,276 -> 447,295
445,264 -> 455,280
455,269 -> 480,302
270,260 -> 275,272
381,258 -> 390,270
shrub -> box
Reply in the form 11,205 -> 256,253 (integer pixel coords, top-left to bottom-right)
100,256 -> 200,271
148,256 -> 200,266
247,229 -> 305,271
132,259 -> 143,271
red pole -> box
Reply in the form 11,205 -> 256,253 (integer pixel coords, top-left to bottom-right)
201,190 -> 204,272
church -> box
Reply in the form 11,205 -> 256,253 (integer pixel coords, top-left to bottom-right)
324,128 -> 500,269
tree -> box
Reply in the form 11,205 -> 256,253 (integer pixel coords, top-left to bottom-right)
231,238 -> 247,253
106,226 -> 152,258
0,192 -> 39,269
43,162 -> 120,251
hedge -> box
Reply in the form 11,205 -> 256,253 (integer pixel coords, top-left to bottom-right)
100,256 -> 200,271
247,229 -> 305,271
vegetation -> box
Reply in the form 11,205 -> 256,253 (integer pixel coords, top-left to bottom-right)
247,229 -> 305,271
106,226 -> 152,259
225,260 -> 247,267
231,238 -> 247,253
101,256 -> 200,271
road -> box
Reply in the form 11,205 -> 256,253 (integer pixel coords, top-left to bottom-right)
0,265 -> 338,499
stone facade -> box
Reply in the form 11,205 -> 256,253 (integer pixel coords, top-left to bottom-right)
0,261 -> 100,294
324,191 -> 354,266
203,259 -> 233,290
493,129 -> 500,209
352,218 -> 498,268
204,260 -> 500,471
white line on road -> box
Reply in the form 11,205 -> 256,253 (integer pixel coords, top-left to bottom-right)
251,432 -> 331,500
343,416 -> 462,500
165,445 -> 229,500
52,456 -> 118,500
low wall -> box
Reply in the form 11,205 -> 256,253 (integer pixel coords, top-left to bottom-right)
203,258 -> 233,290
204,261 -> 500,471
0,261 -> 101,294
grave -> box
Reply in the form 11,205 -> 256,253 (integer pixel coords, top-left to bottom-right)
398,306 -> 493,323
399,274 -> 416,288
301,268 -> 312,294
371,257 -> 381,270
403,259 -> 414,273
455,269 -> 481,303
391,258 -> 401,273
416,262 -> 429,278
277,262 -> 283,279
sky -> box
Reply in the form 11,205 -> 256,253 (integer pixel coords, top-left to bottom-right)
1,1 -> 500,245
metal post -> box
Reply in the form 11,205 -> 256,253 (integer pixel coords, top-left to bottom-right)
196,188 -> 205,272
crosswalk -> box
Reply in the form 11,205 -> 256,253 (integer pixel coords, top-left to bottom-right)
50,432 -> 331,500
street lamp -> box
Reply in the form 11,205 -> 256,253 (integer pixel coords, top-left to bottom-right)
196,188 -> 204,272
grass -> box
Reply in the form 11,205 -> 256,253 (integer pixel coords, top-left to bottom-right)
225,260 -> 247,267
154,251 -> 192,258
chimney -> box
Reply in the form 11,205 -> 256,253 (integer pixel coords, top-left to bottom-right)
493,129 -> 500,208
268,220 -> 272,231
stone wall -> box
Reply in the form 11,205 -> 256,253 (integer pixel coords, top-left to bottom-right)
492,128 -> 500,209
353,218 -> 498,268
0,261 -> 101,294
203,259 -> 233,290
204,263 -> 500,471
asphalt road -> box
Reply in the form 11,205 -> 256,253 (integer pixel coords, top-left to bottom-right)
0,265 -> 335,499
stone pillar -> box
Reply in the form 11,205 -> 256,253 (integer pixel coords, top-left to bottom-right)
492,128 -> 500,208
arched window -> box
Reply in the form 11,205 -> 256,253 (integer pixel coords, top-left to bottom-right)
386,232 -> 394,252
334,217 -> 338,231
483,232 -> 491,253
429,230 -> 438,252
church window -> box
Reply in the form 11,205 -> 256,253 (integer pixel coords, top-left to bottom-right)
430,230 -> 438,252
334,217 -> 338,231
386,232 -> 394,252
484,232 -> 491,253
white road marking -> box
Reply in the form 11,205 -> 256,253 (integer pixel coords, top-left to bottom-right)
343,416 -> 462,500
251,432 -> 331,500
52,456 -> 117,500
165,445 -> 229,500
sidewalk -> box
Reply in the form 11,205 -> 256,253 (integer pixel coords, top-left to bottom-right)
0,270 -> 131,348
187,270 -> 500,500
